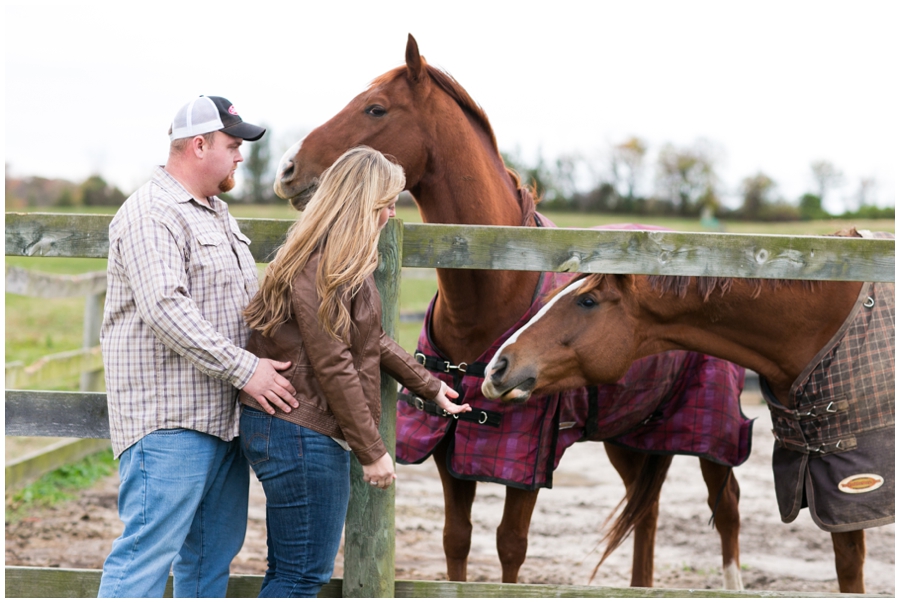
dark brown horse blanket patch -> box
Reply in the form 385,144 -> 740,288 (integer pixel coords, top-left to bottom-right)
397,268 -> 752,490
763,272 -> 895,532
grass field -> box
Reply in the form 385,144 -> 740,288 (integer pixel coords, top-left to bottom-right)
6,206 -> 893,370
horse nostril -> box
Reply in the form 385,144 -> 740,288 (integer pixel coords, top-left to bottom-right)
279,160 -> 295,181
491,357 -> 508,381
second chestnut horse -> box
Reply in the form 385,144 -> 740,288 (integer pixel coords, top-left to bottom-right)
482,237 -> 895,593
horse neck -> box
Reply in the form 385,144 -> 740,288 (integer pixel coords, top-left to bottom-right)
410,120 -> 541,363
635,279 -> 863,404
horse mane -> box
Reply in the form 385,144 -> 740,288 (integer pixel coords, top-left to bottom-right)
571,272 -> 818,303
371,63 -> 528,194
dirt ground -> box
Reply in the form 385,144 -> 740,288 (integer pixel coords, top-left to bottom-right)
5,393 -> 894,595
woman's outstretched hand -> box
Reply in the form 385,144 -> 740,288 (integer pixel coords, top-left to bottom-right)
434,381 -> 471,415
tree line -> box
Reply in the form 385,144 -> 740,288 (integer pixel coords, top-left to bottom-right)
502,137 -> 892,222
5,133 -> 893,222
5,170 -> 127,210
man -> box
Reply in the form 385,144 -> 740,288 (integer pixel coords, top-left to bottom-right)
98,96 -> 298,597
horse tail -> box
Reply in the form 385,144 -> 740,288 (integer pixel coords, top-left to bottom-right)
590,452 -> 674,583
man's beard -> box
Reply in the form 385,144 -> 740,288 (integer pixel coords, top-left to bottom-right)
218,174 -> 236,193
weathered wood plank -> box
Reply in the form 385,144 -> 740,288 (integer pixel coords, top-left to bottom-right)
5,266 -> 107,297
234,217 -> 295,262
5,391 -> 110,438
2,214 -> 296,262
7,214 -> 894,282
5,213 -> 113,258
392,580 -> 873,598
5,438 -> 111,492
3,567 -> 875,598
1,567 -> 331,598
5,346 -> 104,389
401,223 -> 896,282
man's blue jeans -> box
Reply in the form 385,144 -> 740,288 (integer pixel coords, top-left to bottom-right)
97,429 -> 249,598
240,407 -> 351,598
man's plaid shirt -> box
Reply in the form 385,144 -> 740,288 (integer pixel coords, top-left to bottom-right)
101,167 -> 260,457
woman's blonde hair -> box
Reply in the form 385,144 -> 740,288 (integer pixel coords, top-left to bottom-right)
244,146 -> 405,342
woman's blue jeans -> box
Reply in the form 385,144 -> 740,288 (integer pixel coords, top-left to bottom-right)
240,407 -> 351,598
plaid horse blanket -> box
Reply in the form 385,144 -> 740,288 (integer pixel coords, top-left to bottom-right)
763,234 -> 895,531
397,221 -> 752,490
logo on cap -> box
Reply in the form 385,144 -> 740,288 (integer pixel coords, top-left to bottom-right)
228,105 -> 239,116
837,473 -> 884,494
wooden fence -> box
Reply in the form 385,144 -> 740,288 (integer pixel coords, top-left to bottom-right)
5,266 -> 106,391
5,266 -> 109,491
5,212 -> 894,598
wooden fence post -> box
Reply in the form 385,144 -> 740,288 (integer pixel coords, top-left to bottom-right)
80,291 -> 104,391
342,218 -> 402,597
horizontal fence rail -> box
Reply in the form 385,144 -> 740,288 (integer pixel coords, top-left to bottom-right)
5,347 -> 104,390
6,438 -> 111,492
6,213 -> 895,282
6,391 -> 110,438
5,266 -> 107,297
402,224 -> 895,282
3,567 -> 878,598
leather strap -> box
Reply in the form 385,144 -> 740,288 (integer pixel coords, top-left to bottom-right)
398,392 -> 502,428
414,351 -> 488,378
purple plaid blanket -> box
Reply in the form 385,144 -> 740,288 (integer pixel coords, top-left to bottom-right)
397,221 -> 752,490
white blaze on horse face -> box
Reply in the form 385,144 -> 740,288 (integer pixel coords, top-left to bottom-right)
482,280 -> 583,398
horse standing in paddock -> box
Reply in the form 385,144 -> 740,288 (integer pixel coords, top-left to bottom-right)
482,239 -> 895,594
273,34 -> 750,588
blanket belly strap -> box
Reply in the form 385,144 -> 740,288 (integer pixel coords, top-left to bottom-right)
398,392 -> 502,427
415,352 -> 488,378
768,397 -> 850,422
774,433 -> 858,455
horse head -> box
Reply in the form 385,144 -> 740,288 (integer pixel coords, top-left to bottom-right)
274,33 -> 514,227
275,34 -> 457,209
482,274 -> 640,402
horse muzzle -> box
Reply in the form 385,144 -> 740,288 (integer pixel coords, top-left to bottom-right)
278,181 -> 318,211
273,140 -> 319,209
481,377 -> 535,404
481,356 -> 536,403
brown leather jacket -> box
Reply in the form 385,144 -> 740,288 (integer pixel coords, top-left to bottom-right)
240,249 -> 441,465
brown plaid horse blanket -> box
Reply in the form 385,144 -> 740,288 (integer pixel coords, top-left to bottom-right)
397,222 -> 752,490
763,234 -> 894,531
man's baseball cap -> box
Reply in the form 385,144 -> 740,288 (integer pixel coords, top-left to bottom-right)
170,95 -> 266,142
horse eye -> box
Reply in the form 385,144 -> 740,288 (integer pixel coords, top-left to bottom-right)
365,105 -> 387,117
576,295 -> 597,309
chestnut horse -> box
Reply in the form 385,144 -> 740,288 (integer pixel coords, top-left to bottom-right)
482,251 -> 895,593
273,34 -> 745,588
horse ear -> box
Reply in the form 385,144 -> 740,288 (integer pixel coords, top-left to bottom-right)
610,274 -> 634,296
613,274 -> 636,294
405,33 -> 427,83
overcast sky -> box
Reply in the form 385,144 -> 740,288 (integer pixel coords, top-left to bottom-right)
5,0 -> 897,213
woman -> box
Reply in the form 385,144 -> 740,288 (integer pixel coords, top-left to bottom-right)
239,146 -> 469,597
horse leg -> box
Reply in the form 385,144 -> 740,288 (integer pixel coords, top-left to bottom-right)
433,437 -> 477,582
698,458 -> 743,590
496,487 -> 540,583
603,442 -> 660,587
831,530 -> 866,593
